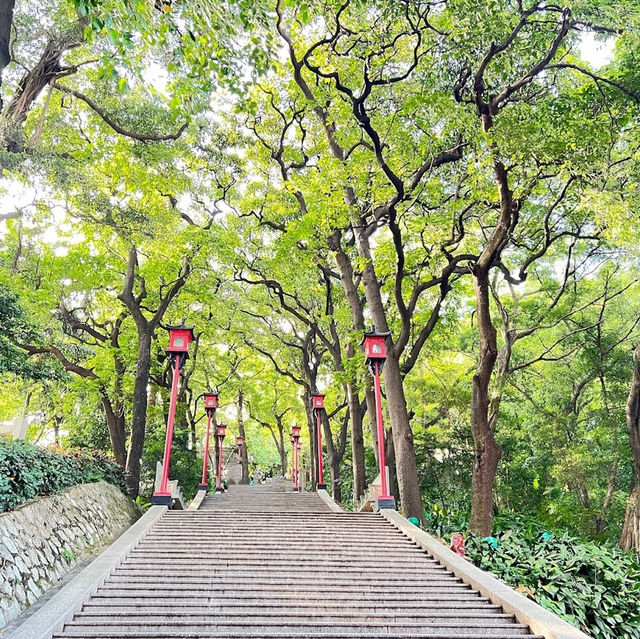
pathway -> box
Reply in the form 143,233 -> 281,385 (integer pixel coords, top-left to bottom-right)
50,480 -> 544,638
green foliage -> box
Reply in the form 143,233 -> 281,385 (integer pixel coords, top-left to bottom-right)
0,437 -> 127,513
426,510 -> 640,639
0,285 -> 62,381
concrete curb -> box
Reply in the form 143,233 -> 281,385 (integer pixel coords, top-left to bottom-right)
316,489 -> 344,513
6,505 -> 167,639
380,510 -> 590,639
188,488 -> 207,511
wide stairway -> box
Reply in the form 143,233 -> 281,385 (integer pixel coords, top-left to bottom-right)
52,481 -> 544,639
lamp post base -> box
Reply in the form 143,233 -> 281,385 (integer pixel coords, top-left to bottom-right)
215,486 -> 225,493
375,495 -> 396,511
151,493 -> 172,506
316,483 -> 327,491
293,487 -> 301,493
197,483 -> 208,493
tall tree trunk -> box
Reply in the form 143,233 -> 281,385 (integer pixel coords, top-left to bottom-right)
237,389 -> 250,484
346,378 -> 366,501
100,390 -> 127,467
322,410 -> 341,503
596,459 -> 618,536
385,425 -> 400,504
383,350 -> 423,520
329,230 -> 379,464
278,424 -> 287,477
352,225 -> 424,522
303,387 -> 317,485
469,268 -> 502,535
621,343 -> 640,551
125,328 -> 152,497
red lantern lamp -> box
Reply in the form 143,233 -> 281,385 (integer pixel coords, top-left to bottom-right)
361,329 -> 390,361
236,436 -> 245,446
166,322 -> 195,355
291,425 -> 302,439
311,394 -> 325,410
216,424 -> 227,439
204,391 -> 219,411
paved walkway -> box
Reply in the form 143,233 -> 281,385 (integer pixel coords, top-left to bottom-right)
51,480 -> 544,638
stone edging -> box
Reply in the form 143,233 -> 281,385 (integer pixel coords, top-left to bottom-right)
188,488 -> 207,510
6,505 -> 167,639
316,489 -> 345,513
380,509 -> 590,639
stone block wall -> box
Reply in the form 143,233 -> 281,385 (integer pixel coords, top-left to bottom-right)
0,481 -> 140,629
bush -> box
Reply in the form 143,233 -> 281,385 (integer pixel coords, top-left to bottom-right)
0,437 -> 127,512
425,509 -> 640,639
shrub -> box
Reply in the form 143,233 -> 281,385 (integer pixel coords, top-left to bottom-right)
0,437 -> 127,513
425,508 -> 640,639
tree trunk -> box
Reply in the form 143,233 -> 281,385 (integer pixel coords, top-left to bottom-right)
621,343 -> 640,551
237,389 -> 250,484
125,328 -> 152,497
596,459 -> 618,536
329,230 -> 379,465
352,224 -> 424,522
469,268 -> 502,535
385,425 -> 400,504
278,424 -> 287,477
303,387 -> 317,485
0,0 -> 15,106
100,390 -> 127,467
383,350 -> 424,521
346,379 -> 366,501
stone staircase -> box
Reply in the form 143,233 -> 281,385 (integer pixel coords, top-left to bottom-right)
50,479 -> 544,639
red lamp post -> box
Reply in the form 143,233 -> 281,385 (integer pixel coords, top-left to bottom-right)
291,425 -> 302,492
152,322 -> 195,506
215,423 -> 227,493
296,440 -> 303,489
236,435 -> 245,461
198,391 -> 219,492
311,393 -> 327,490
362,329 -> 396,510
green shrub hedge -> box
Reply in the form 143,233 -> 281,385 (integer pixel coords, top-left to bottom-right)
0,437 -> 127,513
426,508 -> 640,639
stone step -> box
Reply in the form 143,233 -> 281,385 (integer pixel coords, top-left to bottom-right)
54,626 -> 541,638
110,566 -> 455,578
99,581 -> 472,594
63,617 -> 530,631
73,612 -> 520,625
124,549 -> 435,560
80,604 -> 508,616
92,588 -> 486,601
84,595 -> 497,608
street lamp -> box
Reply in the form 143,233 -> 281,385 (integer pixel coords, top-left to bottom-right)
152,322 -> 195,506
216,423 -> 227,493
362,328 -> 396,510
236,435 -> 245,462
311,393 -> 327,490
198,391 -> 219,492
291,424 -> 302,492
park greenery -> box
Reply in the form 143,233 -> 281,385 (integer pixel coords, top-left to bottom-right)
0,437 -> 125,512
1,0 -> 640,633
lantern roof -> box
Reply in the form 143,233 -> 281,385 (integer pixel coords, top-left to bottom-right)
360,328 -> 391,343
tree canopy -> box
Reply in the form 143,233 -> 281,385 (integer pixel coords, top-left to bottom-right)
1,4 -> 640,634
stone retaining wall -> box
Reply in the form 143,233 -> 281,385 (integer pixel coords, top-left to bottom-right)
0,481 -> 140,629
